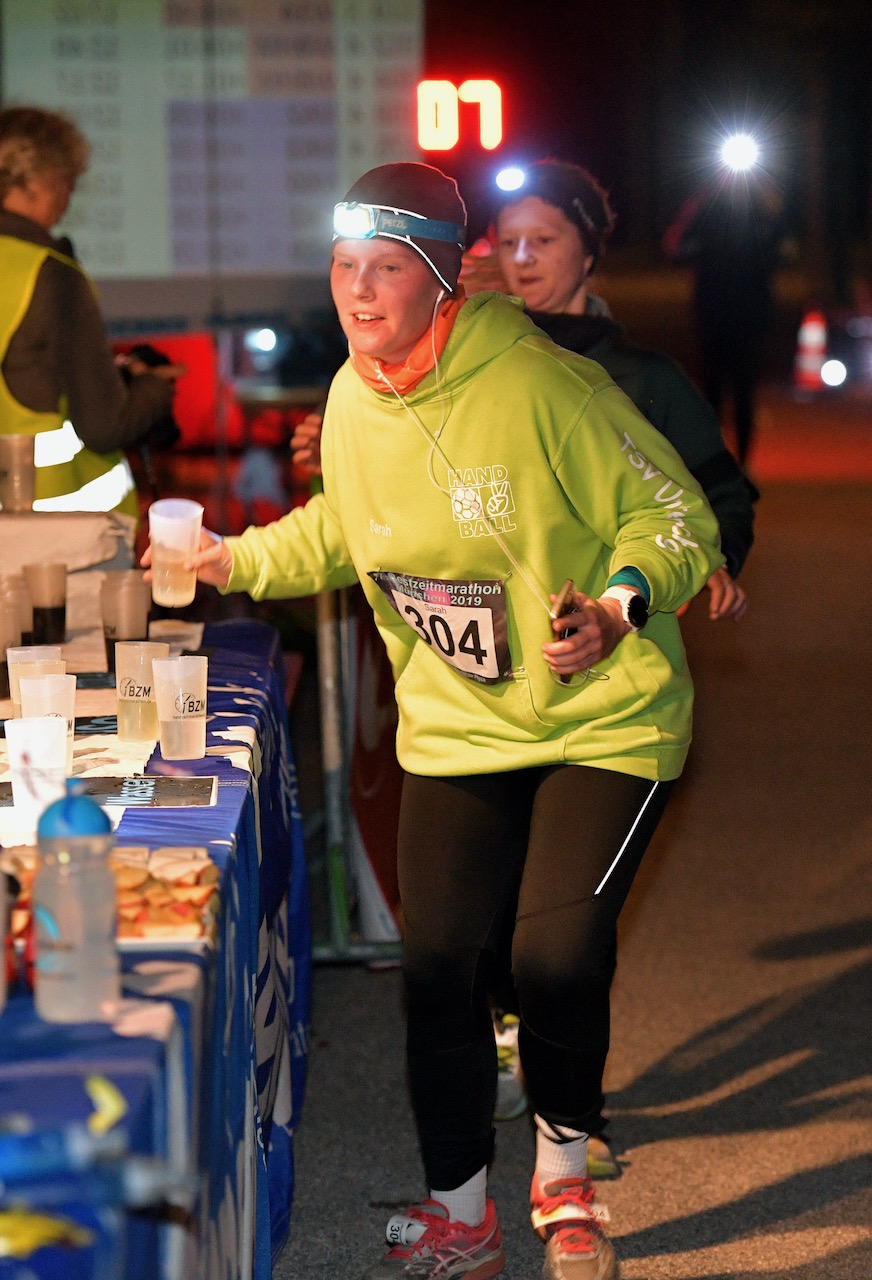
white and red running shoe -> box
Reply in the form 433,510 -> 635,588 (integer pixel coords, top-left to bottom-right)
530,1175 -> 619,1280
360,1197 -> 505,1278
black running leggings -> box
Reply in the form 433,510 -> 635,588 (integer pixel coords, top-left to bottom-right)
398,764 -> 673,1190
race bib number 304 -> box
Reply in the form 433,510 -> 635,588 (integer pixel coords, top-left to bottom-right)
370,571 -> 512,685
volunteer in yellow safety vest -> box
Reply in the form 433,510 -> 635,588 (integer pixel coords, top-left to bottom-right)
0,106 -> 176,517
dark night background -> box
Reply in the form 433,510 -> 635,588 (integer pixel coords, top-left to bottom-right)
424,0 -> 872,305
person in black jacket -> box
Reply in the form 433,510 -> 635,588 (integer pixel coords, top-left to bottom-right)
482,159 -> 757,617
663,170 -> 785,468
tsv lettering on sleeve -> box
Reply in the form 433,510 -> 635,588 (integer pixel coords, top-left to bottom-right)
655,509 -> 700,553
620,432 -> 662,481
620,434 -> 700,554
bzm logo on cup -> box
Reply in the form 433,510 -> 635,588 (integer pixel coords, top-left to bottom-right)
174,692 -> 205,715
120,678 -> 152,699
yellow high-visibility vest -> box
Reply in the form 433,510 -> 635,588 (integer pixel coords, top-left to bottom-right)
0,234 -> 137,517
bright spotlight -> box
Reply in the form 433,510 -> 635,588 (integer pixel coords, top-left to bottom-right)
720,134 -> 759,171
821,359 -> 847,387
496,166 -> 525,192
244,328 -> 277,353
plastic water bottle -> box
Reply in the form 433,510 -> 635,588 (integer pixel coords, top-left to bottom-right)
33,781 -> 119,1023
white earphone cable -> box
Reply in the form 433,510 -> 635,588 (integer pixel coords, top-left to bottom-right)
374,331 -> 553,616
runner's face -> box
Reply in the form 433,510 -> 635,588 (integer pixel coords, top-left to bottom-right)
496,196 -> 593,315
330,238 -> 444,364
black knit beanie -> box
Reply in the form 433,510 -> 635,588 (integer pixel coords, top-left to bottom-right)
335,162 -> 467,293
492,159 -> 615,265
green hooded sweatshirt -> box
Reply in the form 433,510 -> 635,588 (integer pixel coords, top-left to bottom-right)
225,292 -> 724,781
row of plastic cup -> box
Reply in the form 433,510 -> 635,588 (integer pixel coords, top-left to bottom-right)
114,644 -> 209,762
1,499 -> 204,624
4,651 -> 209,814
0,564 -> 66,656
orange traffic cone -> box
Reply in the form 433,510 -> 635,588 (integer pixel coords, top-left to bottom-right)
793,308 -> 827,390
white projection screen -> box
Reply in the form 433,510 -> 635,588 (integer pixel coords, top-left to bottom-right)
0,0 -> 423,324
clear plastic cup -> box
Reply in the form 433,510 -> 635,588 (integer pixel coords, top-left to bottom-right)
22,563 -> 67,645
6,647 -> 65,719
100,571 -> 152,672
152,654 -> 208,760
114,640 -> 169,742
18,673 -> 77,774
0,435 -> 35,512
147,499 -> 204,608
4,715 -> 68,816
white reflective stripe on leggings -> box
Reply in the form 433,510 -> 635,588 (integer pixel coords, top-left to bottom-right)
593,781 -> 660,896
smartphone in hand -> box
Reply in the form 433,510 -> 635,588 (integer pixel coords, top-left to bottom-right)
551,578 -> 576,637
550,578 -> 576,685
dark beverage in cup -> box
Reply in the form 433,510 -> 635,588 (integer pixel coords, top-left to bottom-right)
0,659 -> 8,700
100,572 -> 151,674
23,564 -> 67,648
32,603 -> 66,645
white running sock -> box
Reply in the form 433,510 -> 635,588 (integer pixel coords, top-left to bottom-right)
430,1165 -> 487,1226
534,1114 -> 589,1187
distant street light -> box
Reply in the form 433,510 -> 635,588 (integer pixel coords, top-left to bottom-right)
720,134 -> 759,171
245,328 -> 277,353
821,359 -> 848,387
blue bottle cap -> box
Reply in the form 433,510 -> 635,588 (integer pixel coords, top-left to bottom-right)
37,780 -> 112,839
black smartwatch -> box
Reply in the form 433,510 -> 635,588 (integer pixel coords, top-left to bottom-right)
602,586 -> 649,633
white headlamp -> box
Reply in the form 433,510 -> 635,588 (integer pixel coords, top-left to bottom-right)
332,202 -> 464,246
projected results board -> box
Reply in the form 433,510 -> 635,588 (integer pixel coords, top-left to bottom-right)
1,0 -> 422,278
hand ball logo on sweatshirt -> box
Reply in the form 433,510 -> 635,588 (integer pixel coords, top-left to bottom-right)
449,465 -> 516,538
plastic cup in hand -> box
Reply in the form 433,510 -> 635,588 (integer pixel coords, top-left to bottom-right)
6,647 -> 64,719
4,715 -> 68,817
148,499 -> 204,608
18,673 -> 77,774
23,563 -> 67,645
115,640 -> 169,741
100,571 -> 152,672
0,435 -> 35,512
152,654 -> 208,760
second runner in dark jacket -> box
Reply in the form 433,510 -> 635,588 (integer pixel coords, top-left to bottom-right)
530,308 -> 756,578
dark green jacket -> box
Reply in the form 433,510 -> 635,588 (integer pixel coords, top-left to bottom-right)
529,311 -> 757,577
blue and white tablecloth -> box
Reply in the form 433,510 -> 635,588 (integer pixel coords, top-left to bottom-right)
0,618 -> 311,1280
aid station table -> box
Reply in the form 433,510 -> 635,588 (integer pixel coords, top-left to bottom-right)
0,614 -> 311,1280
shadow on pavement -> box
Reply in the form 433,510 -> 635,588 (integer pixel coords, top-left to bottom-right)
610,954 -> 871,1145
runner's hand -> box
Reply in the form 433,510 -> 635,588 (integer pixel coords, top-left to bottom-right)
704,566 -> 748,619
542,589 -> 629,679
291,412 -> 323,476
141,528 -> 233,590
676,567 -> 748,620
